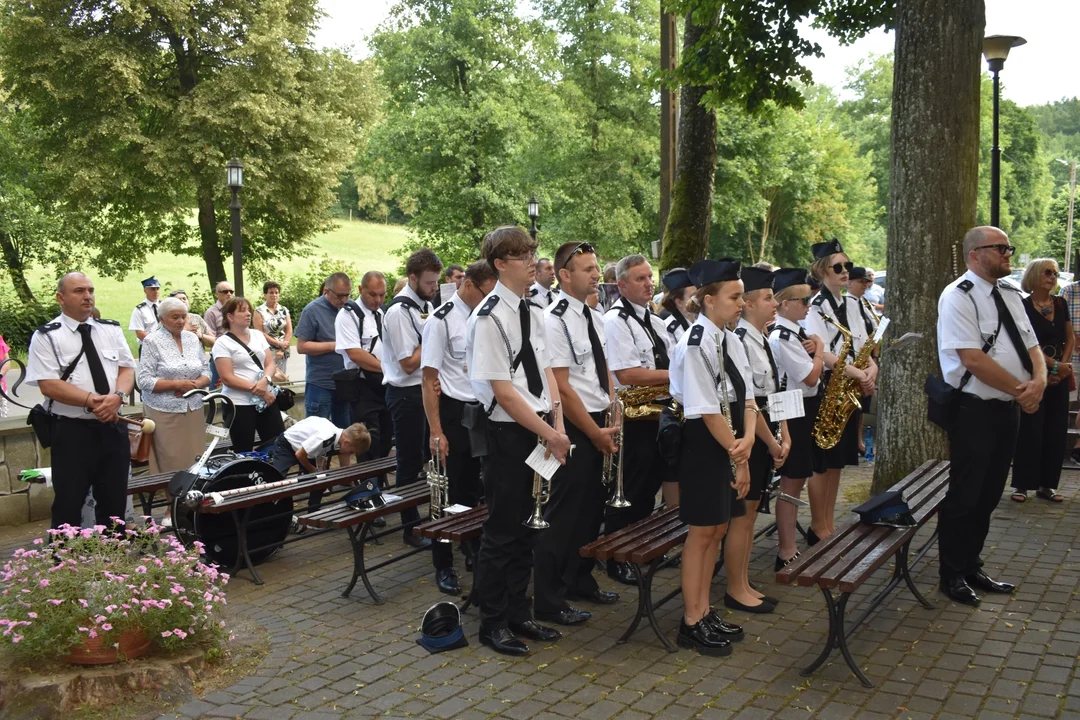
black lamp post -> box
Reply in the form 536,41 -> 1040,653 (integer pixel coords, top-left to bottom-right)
527,195 -> 539,241
226,157 -> 245,298
982,34 -> 1026,229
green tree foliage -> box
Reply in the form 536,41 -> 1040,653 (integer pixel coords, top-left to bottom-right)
834,54 -> 893,233
0,0 -> 378,287
1029,97 -> 1080,186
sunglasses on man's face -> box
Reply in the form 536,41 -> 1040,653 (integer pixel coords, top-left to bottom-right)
218,289 -> 234,295
973,244 -> 1016,256
560,242 -> 595,273
831,261 -> 854,275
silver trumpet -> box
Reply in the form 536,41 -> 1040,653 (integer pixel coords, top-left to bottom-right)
426,438 -> 450,522
602,395 -> 631,508
524,401 -> 561,530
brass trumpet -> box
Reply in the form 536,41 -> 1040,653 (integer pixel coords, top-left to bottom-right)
524,401 -> 561,530
426,437 -> 449,522
602,395 -> 630,508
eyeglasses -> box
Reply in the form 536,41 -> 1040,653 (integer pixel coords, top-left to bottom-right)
559,242 -> 595,273
329,290 -> 351,300
790,296 -> 812,306
506,252 -> 538,265
830,261 -> 854,274
1044,268 -> 1061,278
973,244 -> 1016,256
218,289 -> 234,295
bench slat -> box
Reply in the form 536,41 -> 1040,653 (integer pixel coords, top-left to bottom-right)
608,517 -> 686,563
580,508 -> 680,559
626,526 -> 690,565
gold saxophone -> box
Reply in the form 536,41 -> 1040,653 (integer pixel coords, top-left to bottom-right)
616,384 -> 669,420
812,314 -> 879,450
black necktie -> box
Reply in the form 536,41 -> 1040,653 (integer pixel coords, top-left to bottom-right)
151,303 -> 158,321
584,308 -> 609,394
991,286 -> 1034,375
374,309 -> 383,339
518,300 -> 544,398
641,308 -> 670,370
77,323 -> 110,394
546,290 -> 552,304
721,337 -> 746,437
762,337 -> 780,391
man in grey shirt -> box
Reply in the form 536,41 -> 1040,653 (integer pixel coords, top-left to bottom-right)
296,273 -> 351,428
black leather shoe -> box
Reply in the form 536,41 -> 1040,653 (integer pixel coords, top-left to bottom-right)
676,619 -> 732,657
570,589 -> 620,605
703,609 -> 745,640
372,516 -> 386,528
403,535 -> 431,549
607,561 -> 639,586
464,554 -> 474,573
534,607 -> 591,626
508,620 -> 562,642
940,577 -> 981,607
723,593 -> 776,615
435,568 -> 461,595
966,571 -> 1015,594
806,528 -> 821,546
775,552 -> 799,572
479,627 -> 529,656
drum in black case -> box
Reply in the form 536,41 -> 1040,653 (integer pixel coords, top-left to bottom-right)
172,453 -> 291,567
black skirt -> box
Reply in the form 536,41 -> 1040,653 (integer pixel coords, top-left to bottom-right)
747,398 -> 775,502
677,418 -> 746,527
777,394 -> 819,480
812,378 -> 860,472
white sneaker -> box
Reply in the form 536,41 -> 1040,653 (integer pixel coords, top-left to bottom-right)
160,516 -> 173,529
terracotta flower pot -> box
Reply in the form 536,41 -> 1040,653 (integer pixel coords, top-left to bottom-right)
62,629 -> 152,665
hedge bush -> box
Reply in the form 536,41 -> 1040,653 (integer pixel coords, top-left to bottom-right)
0,287 -> 59,358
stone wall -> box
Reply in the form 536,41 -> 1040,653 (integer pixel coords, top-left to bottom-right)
0,392 -> 308,527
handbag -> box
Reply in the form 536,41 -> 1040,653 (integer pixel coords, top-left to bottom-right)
26,348 -> 84,449
129,424 -> 153,462
226,332 -> 290,412
331,367 -> 362,403
924,316 -> 999,431
276,387 -> 296,412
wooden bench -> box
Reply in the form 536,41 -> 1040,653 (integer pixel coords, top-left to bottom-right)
580,507 -> 687,652
775,459 -> 950,687
197,456 -> 398,585
297,482 -> 432,604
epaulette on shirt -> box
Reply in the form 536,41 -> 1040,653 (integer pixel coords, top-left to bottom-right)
477,295 -> 499,317
550,298 -> 569,317
778,327 -> 793,341
733,327 -> 747,340
136,300 -> 148,309
36,322 -> 61,334
434,302 -> 454,320
666,318 -> 680,334
811,295 -> 826,307
528,287 -> 539,297
957,279 -> 974,293
95,318 -> 120,326
687,325 -> 705,346
617,306 -> 632,321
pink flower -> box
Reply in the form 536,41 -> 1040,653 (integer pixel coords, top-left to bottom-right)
38,579 -> 49,588
173,629 -> 188,640
101,623 -> 112,631
135,566 -> 147,574
27,612 -> 37,619
161,630 -> 173,637
78,599 -> 88,608
12,635 -> 22,643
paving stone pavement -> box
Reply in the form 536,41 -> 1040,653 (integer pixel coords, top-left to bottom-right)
4,464 -> 1079,719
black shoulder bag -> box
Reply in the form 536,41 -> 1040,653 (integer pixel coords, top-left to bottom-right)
226,333 -> 295,412
27,348 -> 84,448
924,315 -> 1000,431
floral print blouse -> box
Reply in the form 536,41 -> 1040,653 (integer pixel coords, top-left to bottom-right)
136,327 -> 210,413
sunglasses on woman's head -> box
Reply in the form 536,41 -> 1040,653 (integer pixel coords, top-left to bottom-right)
831,261 -> 854,274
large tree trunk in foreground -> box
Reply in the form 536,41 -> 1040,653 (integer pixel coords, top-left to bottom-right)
659,15 -> 716,273
872,0 -> 985,493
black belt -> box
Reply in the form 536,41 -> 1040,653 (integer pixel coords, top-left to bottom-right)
958,394 -> 1016,411
440,395 -> 478,409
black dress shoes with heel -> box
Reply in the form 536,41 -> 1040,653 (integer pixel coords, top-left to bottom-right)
940,577 -> 981,607
479,627 -> 529,656
534,607 -> 591,626
509,620 -> 562,642
703,609 -> 744,640
435,568 -> 461,595
966,570 -> 1015,594
607,561 -> 639,586
676,619 -> 732,657
570,589 -> 619,605
806,528 -> 821,547
723,593 -> 776,614
775,552 -> 800,572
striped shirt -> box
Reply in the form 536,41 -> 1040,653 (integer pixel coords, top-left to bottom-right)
1062,282 -> 1080,368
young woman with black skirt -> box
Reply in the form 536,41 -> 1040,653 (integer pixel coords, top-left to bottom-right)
669,259 -> 754,656
768,269 -> 825,570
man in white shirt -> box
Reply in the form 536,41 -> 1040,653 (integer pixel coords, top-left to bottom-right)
270,416 -> 371,475
383,249 -> 443,548
535,242 -> 620,626
529,257 -> 556,307
863,268 -> 885,311
935,226 -> 1045,607
25,272 -> 136,528
129,276 -> 162,344
466,226 -> 571,656
421,260 -> 498,595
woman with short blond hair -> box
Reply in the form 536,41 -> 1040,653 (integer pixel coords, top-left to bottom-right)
1012,258 -> 1073,502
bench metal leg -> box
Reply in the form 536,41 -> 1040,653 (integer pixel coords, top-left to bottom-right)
616,557 -> 678,653
801,589 -> 873,688
230,507 -> 264,586
897,541 -> 934,610
137,491 -> 156,518
343,522 -> 382,604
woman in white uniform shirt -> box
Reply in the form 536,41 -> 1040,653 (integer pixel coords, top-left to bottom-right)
669,259 -> 754,657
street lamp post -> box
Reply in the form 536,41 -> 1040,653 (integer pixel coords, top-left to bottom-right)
1058,159 -> 1077,273
982,34 -> 1026,229
226,157 -> 245,298
527,195 -> 540,241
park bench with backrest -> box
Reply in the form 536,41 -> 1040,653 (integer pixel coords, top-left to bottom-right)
775,459 -> 950,687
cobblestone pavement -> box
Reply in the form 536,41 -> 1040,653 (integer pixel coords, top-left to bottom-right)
5,465 -> 1079,719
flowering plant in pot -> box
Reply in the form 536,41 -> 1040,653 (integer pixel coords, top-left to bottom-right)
0,520 -> 229,666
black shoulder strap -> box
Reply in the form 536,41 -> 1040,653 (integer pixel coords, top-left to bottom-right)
953,280 -> 998,392
345,300 -> 365,337
388,295 -> 424,341
226,332 -> 263,370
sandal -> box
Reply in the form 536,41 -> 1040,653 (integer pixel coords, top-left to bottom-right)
1010,492 -> 1027,503
1035,488 -> 1064,503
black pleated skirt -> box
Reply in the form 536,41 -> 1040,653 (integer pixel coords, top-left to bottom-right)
777,394 -> 819,480
747,398 -> 775,502
812,375 -> 860,472
677,418 -> 746,527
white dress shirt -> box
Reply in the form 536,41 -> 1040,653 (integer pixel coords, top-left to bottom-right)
805,289 -> 868,359
467,281 -> 551,423
128,299 -> 161,342
335,301 -> 383,374
736,318 -> 779,398
211,331 -> 272,406
381,284 -> 430,388
937,270 -> 1038,402
421,292 -> 475,402
769,316 -> 820,398
663,310 -> 691,346
670,315 -> 753,420
25,314 -> 136,419
529,282 -> 556,308
603,298 -> 674,390
545,293 -> 610,414
282,416 -> 342,459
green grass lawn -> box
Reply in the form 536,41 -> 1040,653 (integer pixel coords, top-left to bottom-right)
24,220 -> 411,354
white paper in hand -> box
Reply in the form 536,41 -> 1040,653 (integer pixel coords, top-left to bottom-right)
767,390 -> 806,422
872,317 -> 891,343
442,504 -> 472,514
439,283 -> 458,305
525,443 -> 561,481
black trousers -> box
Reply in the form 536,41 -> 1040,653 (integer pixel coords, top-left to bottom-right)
386,384 -> 428,534
939,395 -> 1020,582
51,417 -> 129,529
603,418 -> 664,547
350,380 -> 393,478
1012,381 -> 1069,491
534,412 -> 606,613
229,404 -> 286,453
475,421 -> 538,629
432,395 -> 484,570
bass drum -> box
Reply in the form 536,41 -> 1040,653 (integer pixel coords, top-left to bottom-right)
172,453 -> 291,568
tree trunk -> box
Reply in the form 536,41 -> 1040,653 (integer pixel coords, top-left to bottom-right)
872,0 -> 985,493
659,15 -> 716,273
197,187 -> 227,287
0,231 -> 38,304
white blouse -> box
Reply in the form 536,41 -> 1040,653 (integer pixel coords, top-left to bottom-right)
137,327 -> 210,413
211,331 -> 272,407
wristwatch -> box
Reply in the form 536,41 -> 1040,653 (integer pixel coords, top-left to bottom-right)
113,391 -> 128,403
